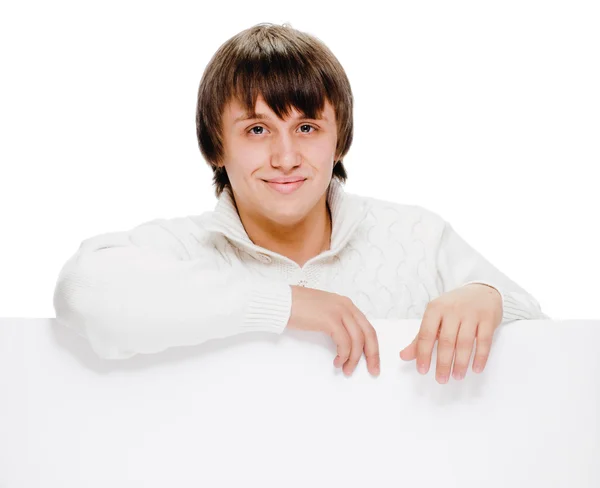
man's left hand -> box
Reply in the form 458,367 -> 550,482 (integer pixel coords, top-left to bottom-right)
399,283 -> 503,383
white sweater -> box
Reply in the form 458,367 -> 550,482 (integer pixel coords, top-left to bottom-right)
53,178 -> 549,359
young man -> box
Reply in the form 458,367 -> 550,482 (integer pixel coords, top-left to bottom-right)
54,23 -> 549,384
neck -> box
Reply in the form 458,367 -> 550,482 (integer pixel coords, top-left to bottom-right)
239,197 -> 332,268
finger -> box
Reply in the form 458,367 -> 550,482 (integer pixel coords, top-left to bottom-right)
452,318 -> 477,381
329,322 -> 352,369
473,321 -> 494,373
340,313 -> 365,376
416,306 -> 442,375
399,336 -> 417,361
435,313 -> 460,384
353,309 -> 380,376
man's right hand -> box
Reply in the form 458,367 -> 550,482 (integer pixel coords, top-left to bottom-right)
287,285 -> 381,377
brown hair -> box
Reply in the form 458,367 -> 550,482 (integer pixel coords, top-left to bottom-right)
195,22 -> 352,199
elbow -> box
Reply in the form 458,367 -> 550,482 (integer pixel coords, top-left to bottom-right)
53,270 -> 135,360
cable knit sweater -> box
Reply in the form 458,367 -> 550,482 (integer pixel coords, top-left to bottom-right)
53,178 -> 549,359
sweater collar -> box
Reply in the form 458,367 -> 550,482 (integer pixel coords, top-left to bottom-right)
201,178 -> 370,257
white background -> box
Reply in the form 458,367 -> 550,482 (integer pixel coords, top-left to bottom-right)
0,1 -> 598,320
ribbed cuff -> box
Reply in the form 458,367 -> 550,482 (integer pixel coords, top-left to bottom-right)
502,293 -> 550,321
461,280 -> 549,322
241,282 -> 293,334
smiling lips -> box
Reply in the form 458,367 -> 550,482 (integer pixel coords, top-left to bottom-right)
264,179 -> 306,194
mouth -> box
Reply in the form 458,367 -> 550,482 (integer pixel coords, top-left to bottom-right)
263,179 -> 306,195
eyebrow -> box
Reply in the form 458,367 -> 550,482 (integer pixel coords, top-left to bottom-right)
234,112 -> 327,123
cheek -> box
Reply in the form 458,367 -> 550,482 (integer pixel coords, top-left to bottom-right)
226,146 -> 261,172
238,143 -> 269,167
304,136 -> 336,160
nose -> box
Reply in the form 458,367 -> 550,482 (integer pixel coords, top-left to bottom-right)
270,131 -> 301,170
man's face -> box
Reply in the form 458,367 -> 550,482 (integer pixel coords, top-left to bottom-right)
220,94 -> 338,227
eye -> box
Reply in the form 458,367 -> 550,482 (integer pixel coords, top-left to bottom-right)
299,124 -> 317,133
248,125 -> 266,135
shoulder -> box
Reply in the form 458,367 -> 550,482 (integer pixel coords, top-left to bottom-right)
350,191 -> 447,237
80,213 -> 214,261
137,213 -> 218,259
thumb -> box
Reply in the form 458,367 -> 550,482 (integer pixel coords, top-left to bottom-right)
400,336 -> 417,360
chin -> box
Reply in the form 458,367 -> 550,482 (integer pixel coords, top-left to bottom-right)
266,208 -> 306,226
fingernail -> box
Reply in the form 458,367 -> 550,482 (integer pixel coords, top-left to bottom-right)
418,364 -> 427,374
474,364 -> 482,373
438,375 -> 448,384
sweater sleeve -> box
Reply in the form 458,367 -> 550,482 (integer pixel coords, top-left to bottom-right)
53,218 -> 292,360
434,219 -> 550,324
